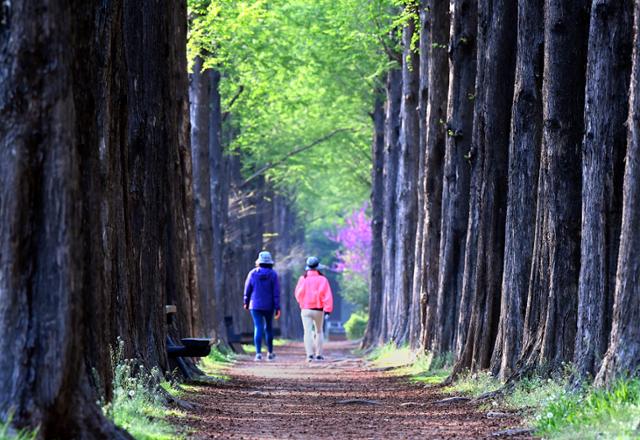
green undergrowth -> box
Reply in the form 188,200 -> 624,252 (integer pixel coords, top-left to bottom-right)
535,377 -> 640,439
367,343 -> 640,438
104,341 -> 184,440
366,343 -> 453,384
0,415 -> 37,440
197,344 -> 235,380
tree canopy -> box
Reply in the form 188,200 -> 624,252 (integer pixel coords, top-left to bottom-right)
188,0 -> 397,228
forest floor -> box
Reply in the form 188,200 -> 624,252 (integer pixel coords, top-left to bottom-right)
176,340 -> 535,439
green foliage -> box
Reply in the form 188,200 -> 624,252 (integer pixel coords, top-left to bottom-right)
535,378 -> 640,439
340,275 -> 370,312
104,341 -> 183,440
366,343 -> 453,384
0,414 -> 37,440
188,0 -> 398,228
344,311 -> 368,339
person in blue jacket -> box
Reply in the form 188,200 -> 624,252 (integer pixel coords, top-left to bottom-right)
243,251 -> 281,361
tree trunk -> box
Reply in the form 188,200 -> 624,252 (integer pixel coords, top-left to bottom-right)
490,0 -> 544,380
409,0 -> 430,349
380,67 -> 402,343
391,13 -> 421,345
209,70 -> 228,338
363,92 -> 386,348
420,0 -> 450,352
451,0 -> 517,376
189,57 -> 217,338
433,0 -> 476,355
595,2 -> 640,385
574,0 -> 632,378
515,0 -> 590,377
0,0 -> 195,436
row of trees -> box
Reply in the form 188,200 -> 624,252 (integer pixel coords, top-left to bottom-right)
0,0 -> 309,436
365,0 -> 640,385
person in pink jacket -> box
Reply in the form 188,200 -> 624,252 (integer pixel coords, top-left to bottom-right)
294,256 -> 334,362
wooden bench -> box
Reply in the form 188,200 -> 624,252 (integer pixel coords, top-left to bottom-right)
224,315 -> 281,353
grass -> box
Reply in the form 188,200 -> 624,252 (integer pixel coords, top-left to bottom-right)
366,343 -> 453,384
534,378 -> 640,439
104,340 -> 184,440
197,344 -> 235,380
0,415 -> 37,440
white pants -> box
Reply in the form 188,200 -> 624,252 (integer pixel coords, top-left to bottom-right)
301,309 -> 324,357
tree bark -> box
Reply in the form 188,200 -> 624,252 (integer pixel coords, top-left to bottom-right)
596,1 -> 640,385
420,0 -> 450,352
189,57 -> 217,338
433,0 -> 476,355
0,0 -> 195,436
380,67 -> 402,343
452,0 -> 517,376
574,0 -> 632,379
363,92 -> 386,348
514,0 -> 590,377
391,13 -> 421,345
490,0 -> 544,380
409,0 -> 430,349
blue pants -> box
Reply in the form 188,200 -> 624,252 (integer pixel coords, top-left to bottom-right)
250,309 -> 274,354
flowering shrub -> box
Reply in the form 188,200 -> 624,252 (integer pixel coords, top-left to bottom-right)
329,204 -> 372,281
328,204 -> 372,311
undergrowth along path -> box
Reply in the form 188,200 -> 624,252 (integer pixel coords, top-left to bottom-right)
179,340 -> 534,439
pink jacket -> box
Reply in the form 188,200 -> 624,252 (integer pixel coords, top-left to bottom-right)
294,271 -> 334,313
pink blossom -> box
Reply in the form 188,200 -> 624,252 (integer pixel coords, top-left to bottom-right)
328,203 -> 371,283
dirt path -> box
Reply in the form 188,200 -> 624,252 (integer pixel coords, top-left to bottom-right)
179,341 -> 534,439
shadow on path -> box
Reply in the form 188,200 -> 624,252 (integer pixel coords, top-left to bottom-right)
179,340 -> 534,439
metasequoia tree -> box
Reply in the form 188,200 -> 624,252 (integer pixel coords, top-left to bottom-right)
363,93 -> 386,347
419,0 -> 450,351
452,0 -> 517,375
390,10 -> 421,344
596,1 -> 640,385
410,0 -> 430,348
0,0 -> 197,437
515,0 -> 590,376
380,67 -> 403,343
190,57 -> 218,338
491,0 -> 544,379
574,0 -> 632,378
433,0 -> 477,354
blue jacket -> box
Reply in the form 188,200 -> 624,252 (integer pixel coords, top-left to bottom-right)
243,267 -> 280,311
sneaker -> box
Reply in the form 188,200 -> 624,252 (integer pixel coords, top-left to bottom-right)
315,355 -> 324,361
255,353 -> 263,361
267,353 -> 276,361
307,355 -> 314,363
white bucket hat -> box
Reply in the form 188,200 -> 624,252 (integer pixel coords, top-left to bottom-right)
256,251 -> 274,265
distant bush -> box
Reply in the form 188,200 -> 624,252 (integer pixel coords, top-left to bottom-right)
344,312 -> 368,340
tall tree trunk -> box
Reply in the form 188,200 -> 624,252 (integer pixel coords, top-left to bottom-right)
363,92 -> 386,348
574,0 -> 632,378
515,0 -> 590,377
209,70 -> 227,338
490,0 -> 544,380
189,57 -> 217,338
596,2 -> 640,385
380,67 -> 402,343
420,0 -> 450,352
409,0 -> 430,349
433,0 -> 476,355
0,0 -> 195,436
451,0 -> 517,375
391,13 -> 421,345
